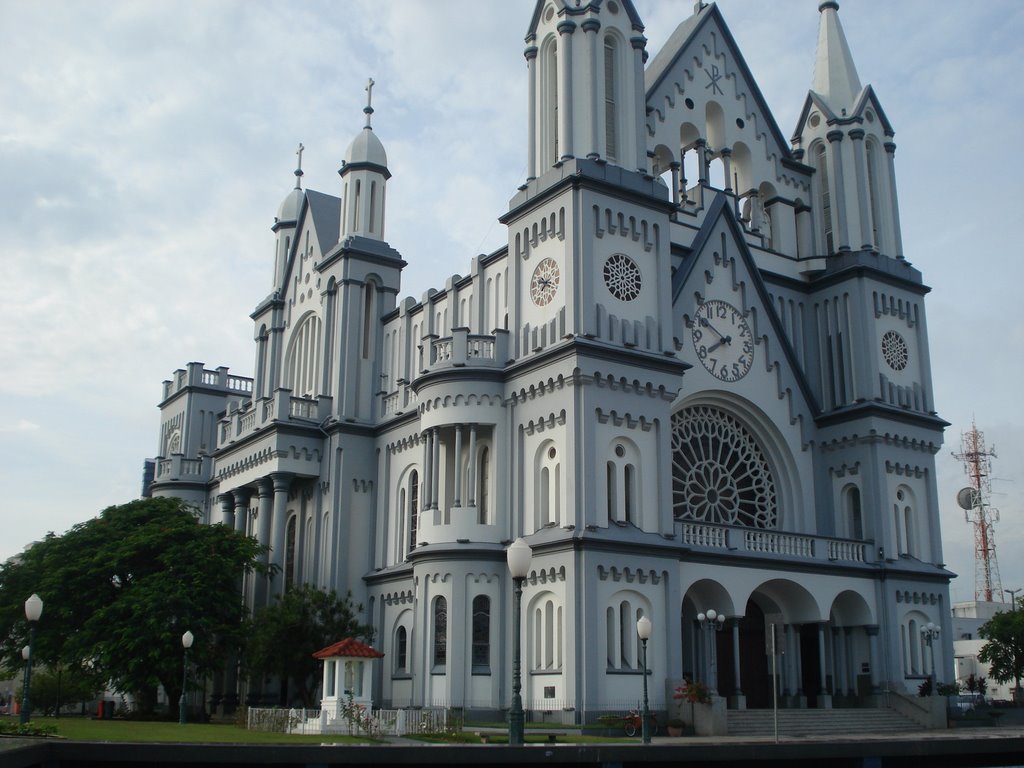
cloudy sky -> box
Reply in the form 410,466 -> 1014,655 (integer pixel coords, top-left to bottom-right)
2,1 -> 1021,604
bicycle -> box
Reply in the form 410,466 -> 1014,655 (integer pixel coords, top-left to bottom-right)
623,708 -> 658,737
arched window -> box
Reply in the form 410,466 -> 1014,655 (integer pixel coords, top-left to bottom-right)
604,35 -> 618,161
814,143 -> 834,254
537,444 -> 561,528
545,41 -> 558,165
395,625 -> 408,673
531,595 -> 562,671
283,313 -> 323,398
619,600 -> 634,669
472,595 -> 491,672
432,596 -> 447,669
845,485 -> 863,540
352,179 -> 361,232
368,180 -> 377,234
607,442 -> 640,526
408,470 -> 419,554
362,283 -> 376,359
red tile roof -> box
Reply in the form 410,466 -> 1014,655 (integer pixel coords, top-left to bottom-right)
312,637 -> 385,659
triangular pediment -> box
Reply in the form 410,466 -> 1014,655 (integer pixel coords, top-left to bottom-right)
645,4 -> 793,164
672,193 -> 820,444
792,84 -> 893,141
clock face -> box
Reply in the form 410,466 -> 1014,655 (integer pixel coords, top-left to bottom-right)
530,257 -> 560,306
691,299 -> 754,382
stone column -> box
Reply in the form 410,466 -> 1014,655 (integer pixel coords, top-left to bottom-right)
849,128 -> 873,249
670,161 -> 681,206
696,139 -> 709,184
453,425 -> 463,507
817,623 -> 832,709
467,425 -> 478,507
631,35 -> 647,172
866,625 -> 881,695
730,618 -> 745,709
255,478 -> 274,608
844,627 -> 856,697
556,20 -> 576,161
884,141 -> 904,258
423,429 -> 433,517
268,472 -> 294,598
720,147 -> 733,194
232,490 -> 250,535
525,45 -> 538,180
582,18 -> 601,159
431,428 -> 441,510
218,494 -> 234,527
826,129 -> 850,251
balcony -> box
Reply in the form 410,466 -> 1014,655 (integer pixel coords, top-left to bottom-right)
419,329 -> 509,376
677,521 -> 872,565
162,362 -> 252,402
219,389 -> 333,447
154,453 -> 212,484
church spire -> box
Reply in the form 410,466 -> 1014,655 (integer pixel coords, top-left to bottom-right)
339,78 -> 390,241
812,0 -> 862,115
294,142 -> 304,190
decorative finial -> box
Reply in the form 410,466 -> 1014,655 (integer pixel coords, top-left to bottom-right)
364,78 -> 375,129
294,142 -> 305,189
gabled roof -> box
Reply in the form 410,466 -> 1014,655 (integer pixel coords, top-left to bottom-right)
645,3 -> 793,162
526,0 -> 643,41
671,192 -> 821,416
306,189 -> 341,254
792,84 -> 894,142
312,637 -> 384,660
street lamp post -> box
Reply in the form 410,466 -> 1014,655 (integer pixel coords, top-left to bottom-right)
179,630 -> 194,725
696,609 -> 725,695
20,594 -> 43,725
506,538 -> 532,746
636,615 -> 652,744
1004,588 -> 1021,612
920,622 -> 940,695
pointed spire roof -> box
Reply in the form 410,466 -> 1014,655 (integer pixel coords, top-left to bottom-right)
341,78 -> 389,176
276,142 -> 305,223
812,1 -> 862,115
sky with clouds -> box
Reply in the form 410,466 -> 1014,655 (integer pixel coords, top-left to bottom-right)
2,0 -> 1021,605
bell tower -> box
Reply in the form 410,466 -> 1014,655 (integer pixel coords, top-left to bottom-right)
793,0 -> 904,259
525,0 -> 648,180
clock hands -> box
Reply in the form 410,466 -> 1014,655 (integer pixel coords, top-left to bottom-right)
706,335 -> 732,354
699,315 -> 728,342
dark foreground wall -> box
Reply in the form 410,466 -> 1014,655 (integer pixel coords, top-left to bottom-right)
4,738 -> 1024,768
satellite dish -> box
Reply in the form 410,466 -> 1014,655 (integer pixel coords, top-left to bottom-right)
957,487 -> 980,510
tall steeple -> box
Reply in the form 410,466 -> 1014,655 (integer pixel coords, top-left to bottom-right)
339,78 -> 390,241
271,144 -> 306,289
812,1 -> 862,116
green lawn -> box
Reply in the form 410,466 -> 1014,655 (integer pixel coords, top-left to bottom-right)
1,716 -> 370,744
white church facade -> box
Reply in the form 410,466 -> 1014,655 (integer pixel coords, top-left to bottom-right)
148,0 -> 953,720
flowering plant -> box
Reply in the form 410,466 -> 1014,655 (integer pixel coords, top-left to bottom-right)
674,679 -> 711,704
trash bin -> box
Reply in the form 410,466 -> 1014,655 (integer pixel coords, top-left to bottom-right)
103,700 -> 115,720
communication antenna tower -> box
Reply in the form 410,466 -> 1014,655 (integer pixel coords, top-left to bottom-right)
953,421 -> 1001,601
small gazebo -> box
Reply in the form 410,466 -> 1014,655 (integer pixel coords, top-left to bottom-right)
313,637 -> 384,718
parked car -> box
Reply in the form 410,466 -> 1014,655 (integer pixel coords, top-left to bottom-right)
953,693 -> 986,712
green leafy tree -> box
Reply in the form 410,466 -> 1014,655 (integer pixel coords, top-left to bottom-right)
978,609 -> 1024,704
0,497 -> 267,714
15,664 -> 101,716
243,585 -> 373,707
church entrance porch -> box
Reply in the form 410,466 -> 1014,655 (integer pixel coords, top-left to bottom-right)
680,578 -> 878,710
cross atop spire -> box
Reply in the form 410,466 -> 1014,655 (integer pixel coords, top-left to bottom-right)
364,78 -> 375,129
294,142 -> 305,189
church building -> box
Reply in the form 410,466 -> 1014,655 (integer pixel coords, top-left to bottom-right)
148,0 -> 953,720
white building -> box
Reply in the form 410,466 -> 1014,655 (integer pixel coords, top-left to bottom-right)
951,601 -> 1013,702
149,0 -> 953,721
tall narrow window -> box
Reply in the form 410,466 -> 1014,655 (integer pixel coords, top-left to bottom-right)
544,600 -> 555,669
478,447 -> 490,524
395,626 -> 408,673
546,43 -> 558,165
433,597 -> 447,669
815,144 -> 834,254
606,461 -> 616,522
606,606 -> 616,667
619,601 -> 633,669
352,180 -> 361,232
472,596 -> 490,672
904,506 -> 914,557
408,471 -> 419,554
847,486 -> 863,539
362,283 -> 375,358
865,141 -> 881,248
369,181 -> 377,233
624,464 -> 636,524
604,36 -> 618,160
285,515 -> 297,590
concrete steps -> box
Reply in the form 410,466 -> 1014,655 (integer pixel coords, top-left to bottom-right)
726,707 -> 922,737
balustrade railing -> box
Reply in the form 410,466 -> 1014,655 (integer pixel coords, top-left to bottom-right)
676,520 -> 871,564
421,329 -> 509,374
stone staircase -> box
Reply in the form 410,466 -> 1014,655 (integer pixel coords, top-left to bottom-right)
727,707 -> 922,737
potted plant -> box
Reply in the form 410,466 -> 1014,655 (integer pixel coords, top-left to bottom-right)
673,679 -> 722,736
666,718 -> 686,737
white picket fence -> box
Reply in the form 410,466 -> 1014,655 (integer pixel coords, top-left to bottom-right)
247,706 -> 448,736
